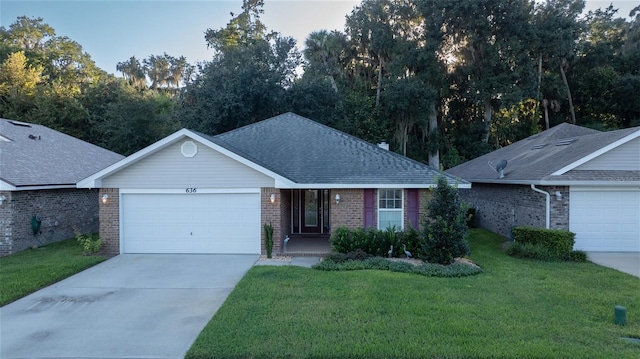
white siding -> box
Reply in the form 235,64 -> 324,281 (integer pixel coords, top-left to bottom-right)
575,138 -> 640,171
103,140 -> 275,188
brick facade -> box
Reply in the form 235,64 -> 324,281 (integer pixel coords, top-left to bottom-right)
458,183 -> 570,238
261,188 -> 283,255
0,189 -> 99,256
99,188 -> 120,254
330,189 -> 365,230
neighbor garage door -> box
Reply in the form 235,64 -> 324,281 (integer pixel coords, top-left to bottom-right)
570,188 -> 640,252
121,192 -> 260,254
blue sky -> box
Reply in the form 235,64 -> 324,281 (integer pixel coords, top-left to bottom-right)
1,0 -> 637,76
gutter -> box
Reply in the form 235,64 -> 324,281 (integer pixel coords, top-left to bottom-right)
530,184 -> 550,229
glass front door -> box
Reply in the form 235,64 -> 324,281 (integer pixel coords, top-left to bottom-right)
302,190 -> 320,232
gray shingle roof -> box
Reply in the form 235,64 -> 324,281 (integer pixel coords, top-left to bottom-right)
201,112 -> 464,186
446,123 -> 640,184
0,119 -> 124,188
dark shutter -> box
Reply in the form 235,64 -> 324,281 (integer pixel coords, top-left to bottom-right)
407,189 -> 419,229
364,189 -> 376,229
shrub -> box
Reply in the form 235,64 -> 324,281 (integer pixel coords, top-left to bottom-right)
421,176 -> 470,264
567,250 -> 587,262
263,223 -> 274,258
511,227 -> 576,258
506,241 -> 588,262
313,256 -> 482,277
75,232 -> 101,256
329,226 -> 417,257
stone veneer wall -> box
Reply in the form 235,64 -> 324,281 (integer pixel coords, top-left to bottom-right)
457,183 -> 570,238
330,189 -> 365,230
99,188 -> 120,254
0,188 -> 99,256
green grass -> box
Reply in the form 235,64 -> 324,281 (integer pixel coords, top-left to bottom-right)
0,238 -> 106,306
187,229 -> 640,359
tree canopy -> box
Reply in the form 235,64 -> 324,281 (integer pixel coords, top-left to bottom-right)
1,1 -> 638,165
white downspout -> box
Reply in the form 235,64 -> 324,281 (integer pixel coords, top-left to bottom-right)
530,184 -> 550,229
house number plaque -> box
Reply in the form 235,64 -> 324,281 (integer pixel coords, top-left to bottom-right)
185,188 -> 197,193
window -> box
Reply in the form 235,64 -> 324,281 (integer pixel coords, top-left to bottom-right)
378,189 -> 403,230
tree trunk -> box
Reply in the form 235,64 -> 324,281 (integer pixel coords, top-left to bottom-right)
542,99 -> 550,130
537,54 -> 542,101
481,98 -> 492,143
428,102 -> 439,169
559,58 -> 576,124
375,56 -> 383,107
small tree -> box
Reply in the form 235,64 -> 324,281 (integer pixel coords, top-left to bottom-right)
421,176 -> 470,264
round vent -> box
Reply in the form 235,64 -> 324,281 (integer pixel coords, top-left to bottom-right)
181,141 -> 198,158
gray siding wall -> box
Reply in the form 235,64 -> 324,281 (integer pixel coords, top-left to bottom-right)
102,140 -> 275,188
575,137 -> 640,171
459,183 -> 570,238
0,189 -> 99,256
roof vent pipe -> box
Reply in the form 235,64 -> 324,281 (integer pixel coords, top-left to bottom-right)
530,184 -> 550,229
378,142 -> 389,150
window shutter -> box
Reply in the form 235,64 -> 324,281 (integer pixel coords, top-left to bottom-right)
364,189 -> 376,229
407,189 -> 419,229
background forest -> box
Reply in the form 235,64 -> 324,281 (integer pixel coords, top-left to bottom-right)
1,0 -> 639,169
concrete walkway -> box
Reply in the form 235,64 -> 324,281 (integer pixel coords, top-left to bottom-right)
255,256 -> 321,268
0,254 -> 257,359
587,252 -> 640,278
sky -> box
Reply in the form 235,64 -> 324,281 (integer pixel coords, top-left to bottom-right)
1,0 -> 638,76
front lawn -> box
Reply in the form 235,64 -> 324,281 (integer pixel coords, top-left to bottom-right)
187,229 -> 640,359
0,238 -> 106,306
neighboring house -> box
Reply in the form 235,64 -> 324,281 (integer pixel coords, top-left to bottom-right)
447,123 -> 640,253
78,112 -> 469,255
0,119 -> 124,256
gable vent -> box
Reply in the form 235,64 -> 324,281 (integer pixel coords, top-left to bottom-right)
181,140 -> 198,158
531,144 -> 547,149
555,138 -> 577,146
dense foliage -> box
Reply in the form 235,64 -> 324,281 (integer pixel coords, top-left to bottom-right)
1,0 -> 639,164
421,176 -> 471,264
508,226 -> 588,262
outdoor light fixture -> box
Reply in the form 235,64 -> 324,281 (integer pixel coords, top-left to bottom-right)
101,194 -> 109,204
270,193 -> 276,203
0,195 -> 5,206
555,191 -> 562,201
335,193 -> 340,204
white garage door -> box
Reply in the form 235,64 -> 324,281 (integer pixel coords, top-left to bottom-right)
121,192 -> 260,254
570,188 -> 640,252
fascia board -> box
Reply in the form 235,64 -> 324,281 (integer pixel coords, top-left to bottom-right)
0,179 -> 16,191
274,183 -> 471,189
551,130 -> 640,176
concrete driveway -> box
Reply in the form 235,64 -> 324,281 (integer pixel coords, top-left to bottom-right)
0,254 -> 257,359
587,252 -> 640,278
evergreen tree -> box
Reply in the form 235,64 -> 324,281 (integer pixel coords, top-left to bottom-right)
421,176 -> 470,264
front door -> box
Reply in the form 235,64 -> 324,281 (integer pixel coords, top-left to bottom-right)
302,189 -> 321,232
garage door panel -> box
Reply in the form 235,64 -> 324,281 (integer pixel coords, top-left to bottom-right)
570,189 -> 640,252
122,193 -> 260,254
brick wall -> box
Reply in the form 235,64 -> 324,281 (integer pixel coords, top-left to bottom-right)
99,188 -> 120,254
0,191 -> 13,256
0,188 -> 99,256
261,188 -> 282,255
458,183 -> 570,238
330,189 -> 365,230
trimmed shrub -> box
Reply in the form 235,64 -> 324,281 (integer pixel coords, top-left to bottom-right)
511,227 -> 575,258
506,241 -> 588,262
313,256 -> 483,277
328,226 -> 419,258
